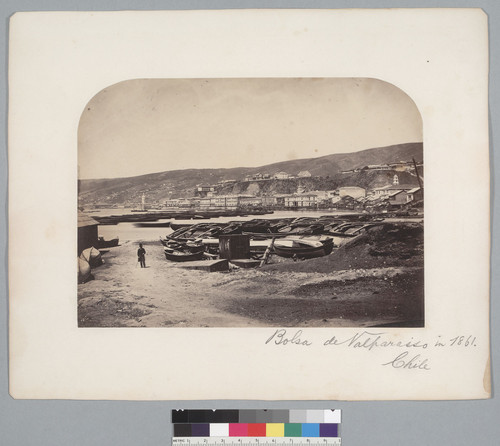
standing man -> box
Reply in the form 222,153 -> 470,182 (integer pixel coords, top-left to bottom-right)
137,243 -> 146,268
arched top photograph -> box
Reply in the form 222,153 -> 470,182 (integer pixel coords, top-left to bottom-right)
77,77 -> 424,329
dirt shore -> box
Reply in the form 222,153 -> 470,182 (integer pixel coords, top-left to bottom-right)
78,223 -> 424,327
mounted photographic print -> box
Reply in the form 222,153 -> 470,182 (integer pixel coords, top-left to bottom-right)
9,9 -> 489,401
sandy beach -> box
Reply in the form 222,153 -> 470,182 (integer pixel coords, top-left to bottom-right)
78,223 -> 424,328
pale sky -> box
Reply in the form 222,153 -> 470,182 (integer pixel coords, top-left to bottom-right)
78,78 -> 422,179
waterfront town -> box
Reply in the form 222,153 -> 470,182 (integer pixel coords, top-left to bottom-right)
77,156 -> 424,329
81,159 -> 423,213
167,171 -> 422,212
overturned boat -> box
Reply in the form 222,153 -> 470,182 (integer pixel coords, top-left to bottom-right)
273,237 -> 334,259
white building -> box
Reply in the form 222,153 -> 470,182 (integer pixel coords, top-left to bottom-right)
240,196 -> 263,207
274,171 -> 290,180
284,194 -> 317,208
210,195 -> 240,208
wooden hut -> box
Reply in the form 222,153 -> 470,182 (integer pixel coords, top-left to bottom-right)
78,211 -> 99,255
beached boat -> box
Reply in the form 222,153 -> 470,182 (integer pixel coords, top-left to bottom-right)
273,238 -> 333,259
277,223 -> 324,235
161,237 -> 205,254
79,246 -> 104,267
134,221 -> 171,228
77,257 -> 91,283
242,231 -> 290,239
164,249 -> 205,262
170,222 -> 195,231
95,237 -> 119,248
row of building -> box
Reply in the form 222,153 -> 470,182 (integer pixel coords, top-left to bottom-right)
341,161 -> 423,174
203,171 -> 312,188
243,171 -> 312,181
166,182 -> 422,210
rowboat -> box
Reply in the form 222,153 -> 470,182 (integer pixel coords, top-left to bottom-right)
79,246 -> 104,267
277,223 -> 324,235
134,221 -> 171,228
164,249 -> 205,262
78,257 -> 92,283
170,222 -> 195,231
242,231 -> 289,239
273,238 -> 333,259
95,237 -> 119,248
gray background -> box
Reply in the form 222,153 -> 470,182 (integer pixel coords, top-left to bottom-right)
1,1 -> 498,445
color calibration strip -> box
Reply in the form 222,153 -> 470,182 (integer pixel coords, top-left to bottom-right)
172,438 -> 341,446
172,410 -> 341,438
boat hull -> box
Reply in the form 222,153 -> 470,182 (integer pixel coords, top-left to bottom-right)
273,238 -> 333,259
95,238 -> 119,248
164,250 -> 205,262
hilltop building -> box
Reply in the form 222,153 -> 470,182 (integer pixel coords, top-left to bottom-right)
244,173 -> 271,181
274,172 -> 290,180
195,186 -> 215,197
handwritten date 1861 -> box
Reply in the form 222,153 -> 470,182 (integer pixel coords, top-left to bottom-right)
449,335 -> 477,347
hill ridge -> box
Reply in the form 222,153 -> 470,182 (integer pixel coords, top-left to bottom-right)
78,142 -> 423,206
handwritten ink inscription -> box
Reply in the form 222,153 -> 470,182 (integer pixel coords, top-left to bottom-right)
266,329 -> 312,346
382,351 -> 431,370
323,330 -> 428,350
264,329 -> 479,370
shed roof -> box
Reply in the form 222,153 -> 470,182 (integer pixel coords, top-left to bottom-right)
375,184 -> 417,191
407,187 -> 421,194
388,190 -> 404,197
78,211 -> 99,228
339,186 -> 365,190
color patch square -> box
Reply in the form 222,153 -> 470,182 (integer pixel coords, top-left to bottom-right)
191,424 -> 210,437
284,423 -> 302,437
248,423 -> 267,437
289,410 -> 307,423
239,410 -> 257,423
270,410 -> 289,422
255,410 -> 271,423
174,424 -> 192,437
189,411 -> 209,423
302,423 -> 320,437
210,423 -> 229,437
323,410 -> 341,424
229,424 -> 248,437
319,424 -> 338,437
172,410 -> 189,423
306,410 -> 324,423
266,423 -> 285,437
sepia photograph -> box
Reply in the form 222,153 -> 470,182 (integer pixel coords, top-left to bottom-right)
77,77 -> 424,328
9,8 -> 490,403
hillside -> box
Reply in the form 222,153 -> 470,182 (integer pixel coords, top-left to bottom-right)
78,142 -> 422,206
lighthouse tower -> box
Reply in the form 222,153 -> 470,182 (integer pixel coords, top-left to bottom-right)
141,193 -> 146,211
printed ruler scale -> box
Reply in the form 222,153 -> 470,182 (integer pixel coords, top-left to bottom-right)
173,438 -> 341,446
172,410 -> 341,446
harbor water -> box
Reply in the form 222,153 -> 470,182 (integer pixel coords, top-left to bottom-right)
91,209 -> 359,244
